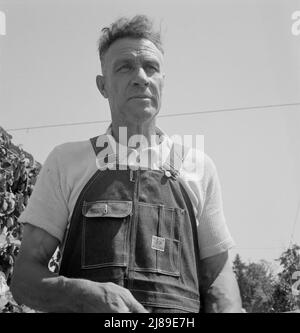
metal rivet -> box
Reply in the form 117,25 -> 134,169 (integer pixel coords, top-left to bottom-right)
103,204 -> 108,214
165,170 -> 171,178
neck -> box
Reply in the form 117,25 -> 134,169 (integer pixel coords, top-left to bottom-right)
111,119 -> 159,149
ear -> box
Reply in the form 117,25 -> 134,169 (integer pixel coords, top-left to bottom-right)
96,75 -> 108,99
162,72 -> 166,88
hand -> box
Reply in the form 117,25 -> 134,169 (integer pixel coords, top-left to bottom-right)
78,281 -> 149,313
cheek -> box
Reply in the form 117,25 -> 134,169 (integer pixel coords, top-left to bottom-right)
107,84 -> 123,104
111,79 -> 128,98
155,78 -> 164,97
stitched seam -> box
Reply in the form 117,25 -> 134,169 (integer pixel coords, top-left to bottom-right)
132,267 -> 180,276
140,301 -> 198,312
131,288 -> 200,302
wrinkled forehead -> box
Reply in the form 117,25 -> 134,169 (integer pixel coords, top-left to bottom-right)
102,38 -> 164,71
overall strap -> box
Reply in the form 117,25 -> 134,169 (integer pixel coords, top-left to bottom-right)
89,136 -> 98,155
162,142 -> 190,177
89,135 -> 108,156
90,135 -> 118,169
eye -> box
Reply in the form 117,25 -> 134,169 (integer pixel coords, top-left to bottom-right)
145,63 -> 159,74
117,64 -> 132,73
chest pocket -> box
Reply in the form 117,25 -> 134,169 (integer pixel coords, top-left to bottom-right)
81,200 -> 132,269
134,202 -> 184,277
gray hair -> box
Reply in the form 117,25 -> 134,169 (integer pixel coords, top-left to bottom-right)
98,15 -> 164,65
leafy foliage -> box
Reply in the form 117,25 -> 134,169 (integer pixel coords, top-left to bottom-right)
233,255 -> 275,312
272,244 -> 300,312
233,245 -> 300,313
0,126 -> 41,312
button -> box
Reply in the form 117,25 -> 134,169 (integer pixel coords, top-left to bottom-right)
127,150 -> 139,167
164,170 -> 171,178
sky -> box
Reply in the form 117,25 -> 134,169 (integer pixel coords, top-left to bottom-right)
0,0 -> 300,265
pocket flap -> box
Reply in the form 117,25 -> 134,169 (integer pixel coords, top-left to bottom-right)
82,201 -> 132,218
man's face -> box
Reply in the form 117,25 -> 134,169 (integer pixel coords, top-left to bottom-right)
98,38 -> 165,124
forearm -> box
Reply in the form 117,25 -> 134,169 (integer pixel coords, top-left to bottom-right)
10,224 -> 146,313
10,261 -> 90,313
202,269 -> 242,313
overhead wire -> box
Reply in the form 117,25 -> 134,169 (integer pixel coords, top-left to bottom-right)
5,101 -> 300,132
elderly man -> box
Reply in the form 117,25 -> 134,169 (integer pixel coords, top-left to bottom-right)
11,15 -> 242,313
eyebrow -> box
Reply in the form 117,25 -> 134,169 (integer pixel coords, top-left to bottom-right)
144,59 -> 160,68
112,57 -> 161,70
112,58 -> 133,69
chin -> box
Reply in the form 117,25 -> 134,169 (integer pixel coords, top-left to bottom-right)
122,103 -> 159,121
136,108 -> 158,119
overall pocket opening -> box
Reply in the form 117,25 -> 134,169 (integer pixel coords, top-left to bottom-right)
81,200 -> 132,270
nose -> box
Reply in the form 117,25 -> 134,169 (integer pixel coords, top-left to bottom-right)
132,67 -> 150,87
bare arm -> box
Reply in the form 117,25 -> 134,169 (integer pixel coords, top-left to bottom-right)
10,224 -> 147,313
198,251 -> 242,313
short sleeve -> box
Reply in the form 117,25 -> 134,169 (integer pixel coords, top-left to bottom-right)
197,156 -> 235,259
18,146 -> 69,243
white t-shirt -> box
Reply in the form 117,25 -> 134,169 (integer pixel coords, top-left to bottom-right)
18,127 -> 235,260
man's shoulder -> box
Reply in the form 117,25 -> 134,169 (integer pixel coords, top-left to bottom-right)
182,147 -> 217,176
48,138 -> 96,168
54,138 -> 92,155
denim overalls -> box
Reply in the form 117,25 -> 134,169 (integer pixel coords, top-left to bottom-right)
59,136 -> 201,312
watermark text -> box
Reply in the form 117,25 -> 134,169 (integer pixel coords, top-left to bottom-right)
291,11 -> 300,36
0,11 -> 6,36
94,127 -> 205,181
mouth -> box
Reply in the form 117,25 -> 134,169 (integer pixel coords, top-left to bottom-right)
129,95 -> 152,100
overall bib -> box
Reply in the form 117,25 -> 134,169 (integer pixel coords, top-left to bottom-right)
59,136 -> 201,312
